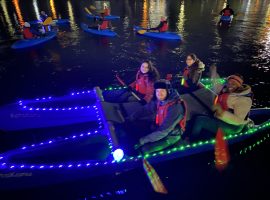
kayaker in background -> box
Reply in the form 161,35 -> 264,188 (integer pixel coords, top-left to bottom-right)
180,53 -> 205,92
148,16 -> 168,32
103,4 -> 110,16
127,79 -> 186,153
128,61 -> 160,104
88,13 -> 110,30
22,22 -> 38,39
189,72 -> 253,141
40,11 -> 49,22
218,4 -> 234,26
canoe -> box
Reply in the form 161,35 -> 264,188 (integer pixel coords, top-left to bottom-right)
134,26 -> 181,40
81,23 -> 116,37
11,31 -> 57,49
0,84 -> 269,190
29,19 -> 70,25
86,14 -> 120,20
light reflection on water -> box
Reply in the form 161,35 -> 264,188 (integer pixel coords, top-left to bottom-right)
0,0 -> 269,106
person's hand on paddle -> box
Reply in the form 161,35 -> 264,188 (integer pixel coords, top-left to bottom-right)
213,104 -> 224,117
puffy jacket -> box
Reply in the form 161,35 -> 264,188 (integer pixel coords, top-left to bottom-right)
129,90 -> 185,144
215,84 -> 253,125
182,61 -> 205,89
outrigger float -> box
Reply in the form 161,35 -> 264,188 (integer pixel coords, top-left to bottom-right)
0,78 -> 269,190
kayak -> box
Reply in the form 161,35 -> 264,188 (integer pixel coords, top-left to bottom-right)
81,23 -> 116,37
29,19 -> 70,25
11,31 -> 57,49
134,26 -> 181,40
86,14 -> 120,20
0,84 -> 269,190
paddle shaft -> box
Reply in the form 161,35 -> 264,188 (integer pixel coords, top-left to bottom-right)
115,74 -> 142,101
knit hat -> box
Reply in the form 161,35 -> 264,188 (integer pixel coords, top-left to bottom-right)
154,79 -> 173,96
227,74 -> 243,87
24,22 -> 30,27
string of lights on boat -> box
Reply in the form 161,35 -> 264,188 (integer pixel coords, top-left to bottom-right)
0,119 -> 269,171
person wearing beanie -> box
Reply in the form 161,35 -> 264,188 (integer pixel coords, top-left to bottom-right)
181,53 -> 205,92
128,79 -> 186,153
189,73 -> 253,140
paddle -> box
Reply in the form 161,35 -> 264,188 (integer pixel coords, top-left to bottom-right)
143,158 -> 168,194
138,29 -> 147,34
43,17 -> 53,26
85,7 -> 92,15
115,74 -> 142,101
89,5 -> 96,10
214,128 -> 230,171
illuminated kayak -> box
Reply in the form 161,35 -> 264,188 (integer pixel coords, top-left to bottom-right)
81,23 -> 116,37
11,31 -> 57,49
29,19 -> 70,25
86,14 -> 120,20
134,26 -> 181,40
0,85 -> 269,190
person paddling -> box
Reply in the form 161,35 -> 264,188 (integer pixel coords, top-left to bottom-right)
188,72 -> 253,141
127,79 -> 186,153
148,16 -> 168,32
218,4 -> 234,26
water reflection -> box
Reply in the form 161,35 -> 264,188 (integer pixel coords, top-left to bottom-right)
177,0 -> 185,33
1,0 -> 14,35
12,0 -> 24,25
67,0 -> 76,31
50,0 -> 57,19
33,0 -> 40,20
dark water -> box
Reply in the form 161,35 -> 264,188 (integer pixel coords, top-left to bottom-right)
0,0 -> 270,199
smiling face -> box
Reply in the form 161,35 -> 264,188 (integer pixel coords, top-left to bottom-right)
156,89 -> 167,101
186,55 -> 196,66
227,79 -> 240,93
140,62 -> 150,74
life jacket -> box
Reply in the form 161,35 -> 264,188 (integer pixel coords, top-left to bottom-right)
100,20 -> 109,30
155,99 -> 187,131
135,72 -> 151,95
223,9 -> 231,16
104,8 -> 110,16
159,21 -> 168,32
23,28 -> 34,39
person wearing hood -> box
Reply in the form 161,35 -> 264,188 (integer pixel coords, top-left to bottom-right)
22,22 -> 38,39
218,4 -> 234,26
128,79 -> 186,153
181,53 -> 205,91
189,73 -> 253,140
148,16 -> 168,32
40,11 -> 49,22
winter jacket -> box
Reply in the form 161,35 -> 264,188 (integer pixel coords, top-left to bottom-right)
129,90 -> 185,145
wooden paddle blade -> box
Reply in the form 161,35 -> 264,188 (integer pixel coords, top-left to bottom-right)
215,128 -> 230,171
43,17 -> 53,26
85,7 -> 92,15
143,159 -> 168,194
138,29 -> 147,34
90,5 -> 96,10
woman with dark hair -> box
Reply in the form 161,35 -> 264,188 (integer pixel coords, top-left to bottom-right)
129,61 -> 160,103
181,53 -> 205,91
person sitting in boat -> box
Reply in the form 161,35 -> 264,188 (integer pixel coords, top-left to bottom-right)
103,4 -> 110,16
148,16 -> 168,32
129,79 -> 186,153
89,13 -> 110,30
127,61 -> 160,104
40,11 -> 49,22
189,73 -> 253,140
218,4 -> 234,25
180,53 -> 205,92
22,22 -> 38,39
